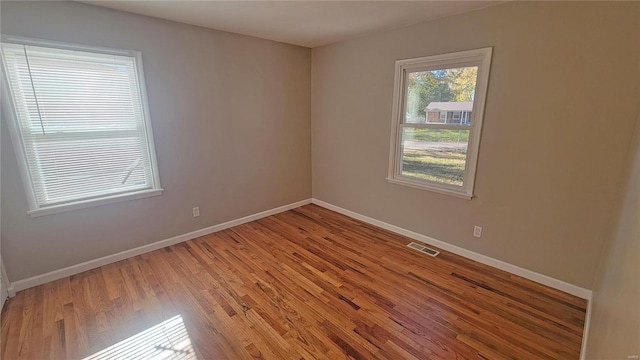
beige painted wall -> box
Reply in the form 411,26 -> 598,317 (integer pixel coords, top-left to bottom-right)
0,1 -> 311,281
586,120 -> 640,359
311,1 -> 640,288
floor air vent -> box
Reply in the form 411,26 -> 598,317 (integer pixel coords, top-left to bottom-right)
407,242 -> 440,257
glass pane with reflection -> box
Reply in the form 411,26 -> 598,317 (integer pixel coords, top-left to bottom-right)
404,66 -> 478,125
400,128 -> 469,186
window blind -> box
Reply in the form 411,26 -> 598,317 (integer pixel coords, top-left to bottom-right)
1,42 -> 158,208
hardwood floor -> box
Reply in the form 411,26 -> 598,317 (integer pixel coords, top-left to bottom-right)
1,204 -> 587,359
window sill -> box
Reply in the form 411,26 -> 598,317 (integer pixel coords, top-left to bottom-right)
386,177 -> 473,200
28,188 -> 164,218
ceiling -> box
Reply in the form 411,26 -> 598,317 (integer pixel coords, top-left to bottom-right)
79,1 -> 502,48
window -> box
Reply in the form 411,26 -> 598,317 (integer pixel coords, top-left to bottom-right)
388,48 -> 492,199
1,36 -> 162,216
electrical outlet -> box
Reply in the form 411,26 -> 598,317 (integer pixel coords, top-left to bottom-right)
192,207 -> 200,217
473,226 -> 482,238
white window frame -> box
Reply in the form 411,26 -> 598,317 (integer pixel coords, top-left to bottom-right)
1,35 -> 163,217
387,47 -> 492,199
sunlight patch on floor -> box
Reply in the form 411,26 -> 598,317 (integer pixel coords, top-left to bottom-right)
83,315 -> 197,359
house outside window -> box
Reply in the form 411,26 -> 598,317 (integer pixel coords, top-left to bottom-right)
387,48 -> 492,199
1,36 -> 162,216
427,102 -> 473,125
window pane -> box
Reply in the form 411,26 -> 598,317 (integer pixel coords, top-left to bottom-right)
1,42 -> 158,208
33,136 -> 151,204
400,128 -> 469,186
25,48 -> 142,133
404,66 -> 478,125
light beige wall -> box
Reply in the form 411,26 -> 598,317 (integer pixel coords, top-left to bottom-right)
0,1 -> 311,281
586,120 -> 640,359
311,1 -> 640,288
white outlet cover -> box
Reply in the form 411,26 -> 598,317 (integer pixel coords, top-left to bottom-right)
193,207 -> 200,217
473,226 -> 482,238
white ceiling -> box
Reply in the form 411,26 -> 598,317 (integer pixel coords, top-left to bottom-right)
79,1 -> 502,48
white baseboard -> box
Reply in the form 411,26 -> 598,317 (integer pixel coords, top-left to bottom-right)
580,298 -> 593,360
8,198 -> 312,294
311,198 -> 593,300
7,285 -> 15,298
8,196 -> 592,296
1,259 -> 12,300
8,196 -> 593,302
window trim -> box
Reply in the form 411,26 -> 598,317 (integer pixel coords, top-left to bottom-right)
1,35 -> 163,217
387,47 -> 492,199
